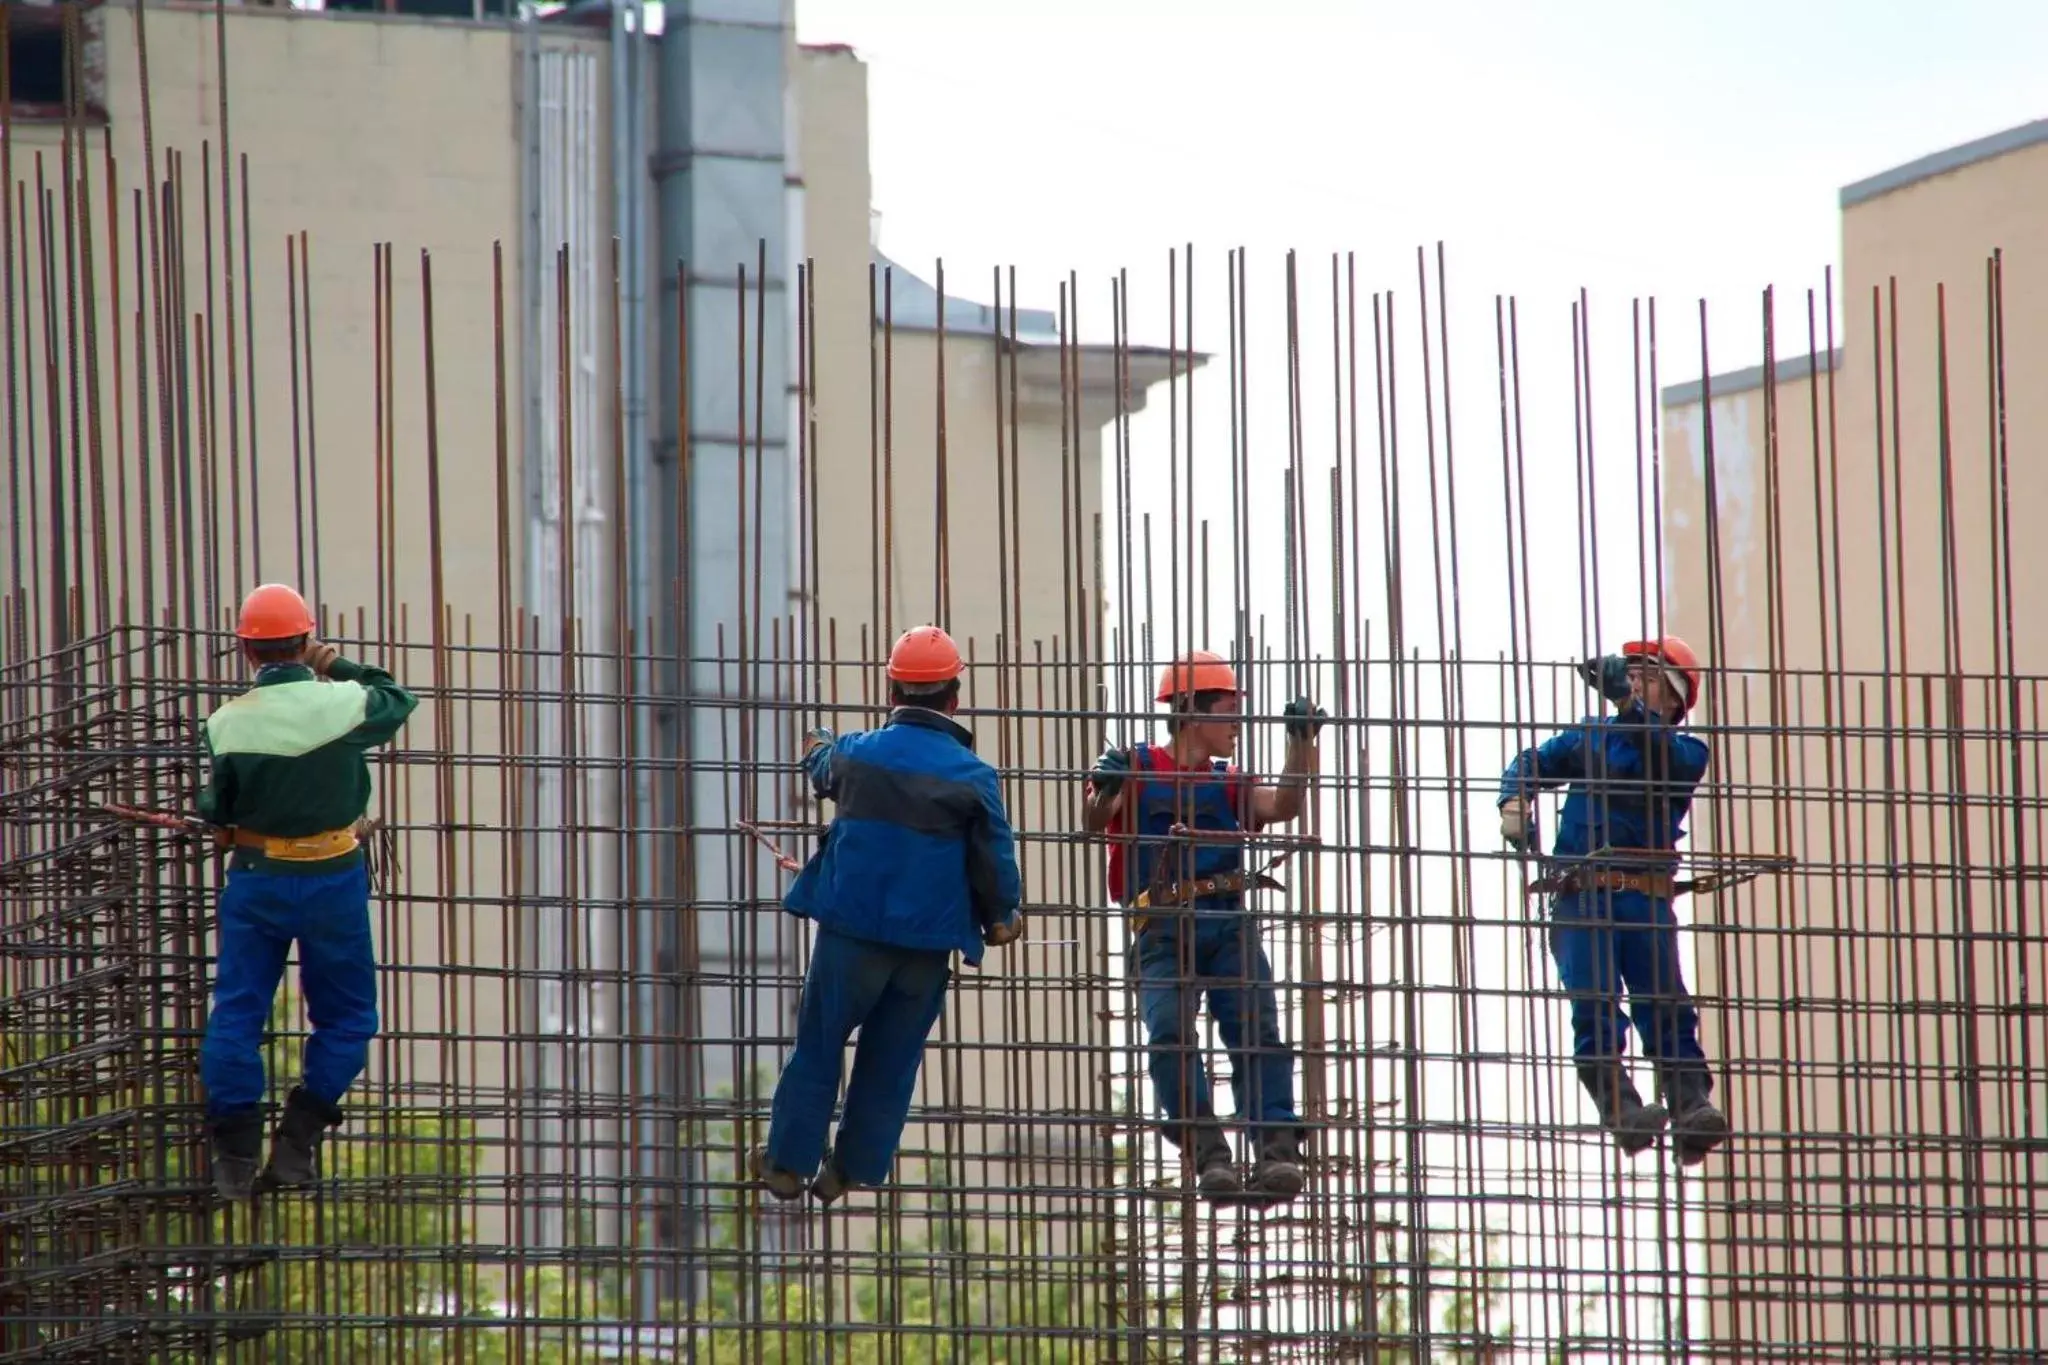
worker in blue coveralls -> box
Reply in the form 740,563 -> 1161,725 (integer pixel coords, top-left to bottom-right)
1083,651 -> 1327,1204
198,583 -> 418,1201
1497,635 -> 1729,1166
753,624 -> 1026,1204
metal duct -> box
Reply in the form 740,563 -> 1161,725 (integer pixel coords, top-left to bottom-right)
651,0 -> 798,1273
521,27 -> 614,1254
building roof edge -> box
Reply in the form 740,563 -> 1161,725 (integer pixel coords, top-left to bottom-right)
1660,348 -> 1842,409
1840,117 -> 2048,210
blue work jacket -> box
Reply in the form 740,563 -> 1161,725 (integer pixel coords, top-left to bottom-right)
1497,704 -> 1710,868
785,707 -> 1023,966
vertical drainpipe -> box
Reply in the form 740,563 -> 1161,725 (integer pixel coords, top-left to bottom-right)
610,0 -> 663,1311
782,0 -> 805,697
516,0 -> 548,1253
654,0 -> 796,1281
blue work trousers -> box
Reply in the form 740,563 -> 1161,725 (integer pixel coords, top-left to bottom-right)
1548,890 -> 1706,1073
200,863 -> 380,1119
765,927 -> 953,1185
1132,913 -> 1301,1148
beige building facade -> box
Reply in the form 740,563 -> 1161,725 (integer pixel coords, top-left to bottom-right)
1661,119 -> 2048,1355
1,1 -> 1185,1274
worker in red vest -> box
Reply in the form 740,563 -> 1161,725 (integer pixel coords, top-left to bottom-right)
1084,651 -> 1325,1203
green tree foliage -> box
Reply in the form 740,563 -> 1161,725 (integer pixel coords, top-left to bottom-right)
1347,1227 -> 1601,1365
7,1011 -> 1586,1363
646,1103 -> 1124,1364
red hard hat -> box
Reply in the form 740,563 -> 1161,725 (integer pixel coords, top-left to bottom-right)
888,625 -> 963,684
1622,635 -> 1702,714
1155,650 -> 1240,703
236,583 -> 316,641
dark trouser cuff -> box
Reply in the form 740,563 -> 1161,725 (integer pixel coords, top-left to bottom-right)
209,1109 -> 265,1158
286,1085 -> 347,1128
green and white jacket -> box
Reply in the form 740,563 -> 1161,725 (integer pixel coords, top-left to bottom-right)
197,658 -> 419,874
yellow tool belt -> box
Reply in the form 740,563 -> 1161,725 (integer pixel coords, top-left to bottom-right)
1538,868 -> 1675,899
229,826 -> 361,862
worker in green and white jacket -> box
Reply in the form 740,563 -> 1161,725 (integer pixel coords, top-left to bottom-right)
198,582 -> 417,1201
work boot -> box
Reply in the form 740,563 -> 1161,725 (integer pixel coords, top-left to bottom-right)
1187,1125 -> 1241,1198
749,1146 -> 806,1203
1660,1066 -> 1730,1167
208,1110 -> 265,1203
261,1086 -> 344,1190
809,1154 -> 860,1205
1576,1061 -> 1668,1156
1249,1133 -> 1306,1204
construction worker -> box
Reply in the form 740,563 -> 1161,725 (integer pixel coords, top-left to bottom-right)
1084,651 -> 1326,1203
197,583 -> 418,1201
1497,636 -> 1729,1166
753,625 -> 1025,1204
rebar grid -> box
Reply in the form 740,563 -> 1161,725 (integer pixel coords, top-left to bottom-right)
2,4 -> 2046,1363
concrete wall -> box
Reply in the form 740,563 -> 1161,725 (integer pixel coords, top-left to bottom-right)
1,6 -> 1131,1270
0,1 -> 623,1255
1661,131 -> 2048,1354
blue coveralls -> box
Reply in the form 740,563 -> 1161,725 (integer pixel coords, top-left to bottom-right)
1499,704 -> 1713,1079
767,707 -> 1023,1185
1120,745 -> 1301,1150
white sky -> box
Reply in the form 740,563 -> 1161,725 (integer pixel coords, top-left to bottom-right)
799,0 -> 2048,383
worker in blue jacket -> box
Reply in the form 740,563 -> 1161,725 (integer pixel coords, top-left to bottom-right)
1497,635 -> 1729,1166
753,625 -> 1025,1204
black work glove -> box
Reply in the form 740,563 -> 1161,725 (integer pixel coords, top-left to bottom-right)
1578,655 -> 1635,706
1283,697 -> 1328,743
983,910 -> 1026,948
1090,746 -> 1134,798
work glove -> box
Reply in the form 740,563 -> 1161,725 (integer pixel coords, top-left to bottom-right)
303,640 -> 341,677
803,727 -> 835,759
1283,697 -> 1328,743
983,911 -> 1026,948
1089,745 -> 1134,798
1499,797 -> 1532,851
1578,655 -> 1634,707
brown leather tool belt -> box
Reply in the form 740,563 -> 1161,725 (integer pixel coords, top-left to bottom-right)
1538,868 -> 1675,899
1134,869 -> 1255,911
1127,868 -> 1292,933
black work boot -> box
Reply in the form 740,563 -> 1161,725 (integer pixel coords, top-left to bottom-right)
261,1087 -> 343,1190
1660,1066 -> 1730,1167
208,1109 -> 265,1203
1249,1132 -> 1306,1204
809,1154 -> 858,1205
749,1146 -> 806,1203
1575,1062 -> 1669,1156
1186,1125 -> 1241,1198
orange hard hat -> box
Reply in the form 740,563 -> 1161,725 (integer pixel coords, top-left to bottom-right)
888,625 -> 963,684
1155,650 -> 1240,703
1622,635 -> 1702,714
236,583 -> 316,641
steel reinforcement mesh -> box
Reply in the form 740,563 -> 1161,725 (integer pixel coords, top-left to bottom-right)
3,5 -> 2047,1361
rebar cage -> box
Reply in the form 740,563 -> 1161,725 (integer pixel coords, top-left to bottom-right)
4,4 -> 2048,1362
